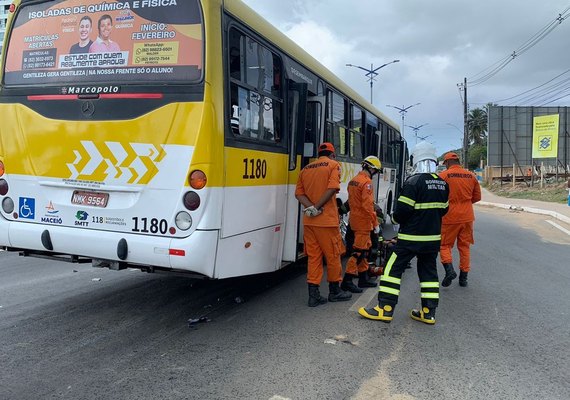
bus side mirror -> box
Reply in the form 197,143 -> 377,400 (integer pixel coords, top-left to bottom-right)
303,142 -> 314,157
409,155 -> 414,167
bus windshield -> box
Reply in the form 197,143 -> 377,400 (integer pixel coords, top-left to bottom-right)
3,0 -> 203,87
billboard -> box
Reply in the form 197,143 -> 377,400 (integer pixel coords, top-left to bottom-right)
3,0 -> 203,86
532,114 -> 560,159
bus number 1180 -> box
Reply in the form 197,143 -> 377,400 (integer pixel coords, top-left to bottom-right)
242,158 -> 267,179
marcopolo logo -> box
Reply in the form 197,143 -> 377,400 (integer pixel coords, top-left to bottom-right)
62,86 -> 121,95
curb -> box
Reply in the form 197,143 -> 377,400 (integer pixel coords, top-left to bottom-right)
478,201 -> 570,225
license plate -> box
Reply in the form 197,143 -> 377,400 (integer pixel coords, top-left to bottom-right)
71,190 -> 109,208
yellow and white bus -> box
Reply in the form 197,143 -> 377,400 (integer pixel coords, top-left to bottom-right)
0,0 -> 406,278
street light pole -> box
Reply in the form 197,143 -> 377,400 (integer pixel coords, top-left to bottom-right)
346,59 -> 400,104
417,134 -> 432,141
405,123 -> 428,144
386,103 -> 421,141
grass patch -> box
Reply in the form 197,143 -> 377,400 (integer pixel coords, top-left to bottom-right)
485,180 -> 569,204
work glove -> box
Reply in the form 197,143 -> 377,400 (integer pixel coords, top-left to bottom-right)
373,225 -> 380,235
304,206 -> 322,217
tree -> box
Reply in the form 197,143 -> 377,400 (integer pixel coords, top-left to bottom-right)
467,144 -> 487,170
467,107 -> 487,146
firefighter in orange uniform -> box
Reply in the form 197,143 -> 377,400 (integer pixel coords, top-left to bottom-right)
341,156 -> 382,293
295,142 -> 352,307
439,152 -> 482,287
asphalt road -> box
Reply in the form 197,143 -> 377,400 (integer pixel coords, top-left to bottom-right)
1,206 -> 569,400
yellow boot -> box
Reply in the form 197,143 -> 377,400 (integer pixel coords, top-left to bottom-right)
358,304 -> 394,322
410,307 -> 436,325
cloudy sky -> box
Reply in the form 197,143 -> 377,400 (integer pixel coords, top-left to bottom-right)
242,0 -> 570,155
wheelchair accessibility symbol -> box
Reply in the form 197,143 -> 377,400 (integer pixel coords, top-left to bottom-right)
19,197 -> 36,220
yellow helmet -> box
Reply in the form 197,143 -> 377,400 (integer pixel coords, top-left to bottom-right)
362,155 -> 382,171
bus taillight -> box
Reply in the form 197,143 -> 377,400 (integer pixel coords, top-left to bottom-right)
0,180 -> 8,196
183,191 -> 200,211
175,211 -> 192,231
2,197 -> 14,214
189,170 -> 207,189
0,161 -> 4,176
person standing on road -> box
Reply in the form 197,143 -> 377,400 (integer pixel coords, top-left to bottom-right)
358,141 -> 449,324
438,152 -> 481,288
341,156 -> 382,293
295,142 -> 352,307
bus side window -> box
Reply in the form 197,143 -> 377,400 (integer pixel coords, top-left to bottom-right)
366,113 -> 379,156
326,89 -> 348,156
229,29 -> 242,80
230,86 -> 241,136
228,27 -> 283,145
349,104 -> 364,159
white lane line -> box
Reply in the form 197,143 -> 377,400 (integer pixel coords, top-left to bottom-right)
349,287 -> 378,312
545,220 -> 570,236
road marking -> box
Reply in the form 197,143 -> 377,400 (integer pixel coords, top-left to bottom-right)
545,220 -> 570,236
348,287 -> 378,312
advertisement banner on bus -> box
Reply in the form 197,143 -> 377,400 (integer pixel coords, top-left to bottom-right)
3,0 -> 203,86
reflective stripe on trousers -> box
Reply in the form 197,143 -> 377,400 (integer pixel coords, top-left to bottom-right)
378,246 -> 440,308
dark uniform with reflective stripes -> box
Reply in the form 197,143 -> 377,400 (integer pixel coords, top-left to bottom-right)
380,173 -> 449,310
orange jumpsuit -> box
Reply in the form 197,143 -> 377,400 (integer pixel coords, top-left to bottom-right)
345,171 -> 379,275
295,156 -> 344,285
439,164 -> 481,272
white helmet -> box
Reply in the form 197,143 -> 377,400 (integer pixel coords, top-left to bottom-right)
411,141 -> 437,174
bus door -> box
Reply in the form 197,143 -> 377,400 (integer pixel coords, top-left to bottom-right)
305,96 -> 325,166
282,81 -> 308,262
370,129 -> 381,203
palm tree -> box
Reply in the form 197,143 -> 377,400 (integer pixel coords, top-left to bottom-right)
467,107 -> 487,145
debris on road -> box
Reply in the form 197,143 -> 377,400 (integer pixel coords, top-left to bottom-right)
91,278 -> 101,282
188,316 -> 211,328
324,335 -> 358,346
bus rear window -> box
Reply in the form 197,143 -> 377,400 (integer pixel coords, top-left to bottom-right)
3,0 -> 203,86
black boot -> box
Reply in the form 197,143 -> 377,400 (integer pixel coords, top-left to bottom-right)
441,263 -> 457,287
410,306 -> 436,325
459,271 -> 468,287
308,284 -> 327,307
328,282 -> 352,302
341,274 -> 363,293
358,271 -> 377,288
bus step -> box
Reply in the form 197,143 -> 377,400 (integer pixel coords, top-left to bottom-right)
19,250 -> 92,263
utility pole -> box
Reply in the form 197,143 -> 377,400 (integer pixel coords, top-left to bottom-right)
463,77 -> 469,167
